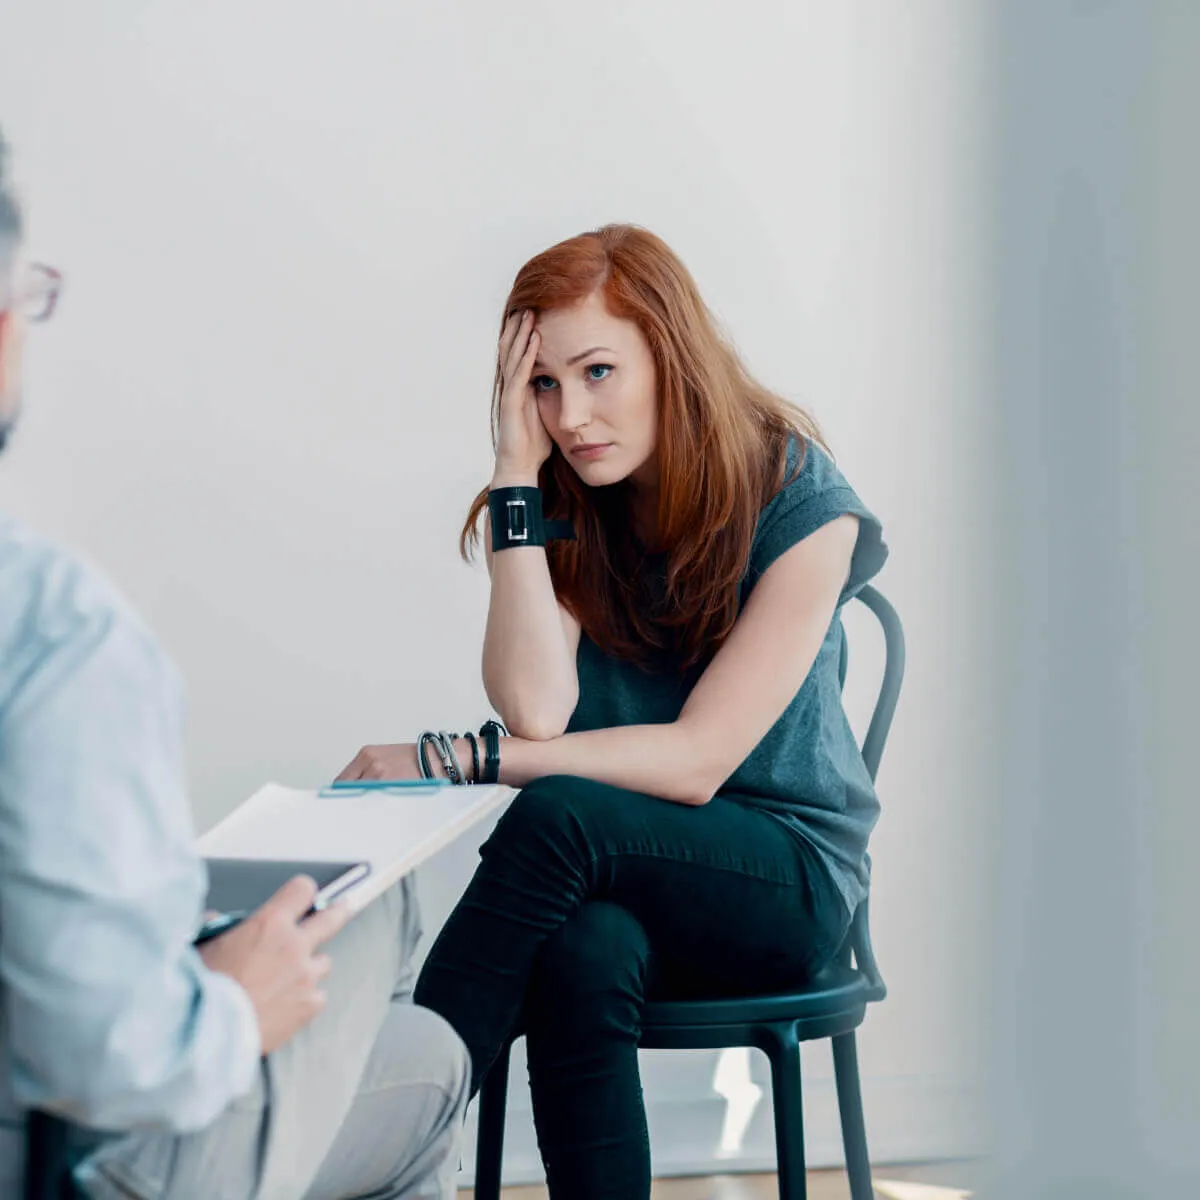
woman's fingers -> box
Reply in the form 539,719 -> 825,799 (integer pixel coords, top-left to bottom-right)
333,751 -> 366,783
498,311 -> 521,363
519,329 -> 541,387
498,311 -> 522,369
494,312 -> 551,474
502,312 -> 535,384
503,325 -> 539,405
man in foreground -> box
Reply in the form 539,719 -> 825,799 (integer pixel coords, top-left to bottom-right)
0,131 -> 468,1199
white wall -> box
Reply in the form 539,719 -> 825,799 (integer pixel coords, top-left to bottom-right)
984,3 -> 1200,1194
0,0 -> 989,1180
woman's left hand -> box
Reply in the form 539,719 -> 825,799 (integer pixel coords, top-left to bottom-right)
335,743 -> 423,782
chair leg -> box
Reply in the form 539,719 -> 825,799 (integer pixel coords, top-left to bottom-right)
473,1042 -> 513,1200
765,1025 -> 808,1200
831,1032 -> 874,1200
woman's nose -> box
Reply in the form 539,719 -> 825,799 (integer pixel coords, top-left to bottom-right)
556,384 -> 593,433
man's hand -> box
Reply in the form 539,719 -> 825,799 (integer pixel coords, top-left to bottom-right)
198,875 -> 351,1056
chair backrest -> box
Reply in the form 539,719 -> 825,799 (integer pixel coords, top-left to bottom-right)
24,1108 -> 102,1200
835,584 -> 905,995
842,585 -> 906,785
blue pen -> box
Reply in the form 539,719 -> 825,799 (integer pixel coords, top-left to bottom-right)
320,779 -> 453,796
194,910 -> 249,945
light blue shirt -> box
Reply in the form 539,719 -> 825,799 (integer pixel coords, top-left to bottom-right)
0,515 -> 259,1188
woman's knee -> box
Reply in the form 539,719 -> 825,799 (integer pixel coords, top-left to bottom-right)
532,901 -> 652,1002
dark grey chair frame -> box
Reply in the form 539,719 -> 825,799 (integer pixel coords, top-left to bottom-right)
472,584 -> 905,1200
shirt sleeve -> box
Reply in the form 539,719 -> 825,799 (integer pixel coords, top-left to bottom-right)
746,449 -> 889,606
0,551 -> 261,1133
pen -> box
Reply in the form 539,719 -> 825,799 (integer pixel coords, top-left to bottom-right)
321,779 -> 453,793
194,909 -> 249,946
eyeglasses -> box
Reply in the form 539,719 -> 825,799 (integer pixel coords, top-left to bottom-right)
18,263 -> 63,323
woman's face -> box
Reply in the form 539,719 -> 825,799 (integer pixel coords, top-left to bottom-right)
531,290 -> 659,489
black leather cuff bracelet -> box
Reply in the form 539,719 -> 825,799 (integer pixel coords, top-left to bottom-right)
479,719 -> 506,785
488,487 -> 575,551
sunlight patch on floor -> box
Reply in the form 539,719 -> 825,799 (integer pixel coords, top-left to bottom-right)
711,1046 -> 764,1157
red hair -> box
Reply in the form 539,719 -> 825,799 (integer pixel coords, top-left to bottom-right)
462,224 -> 825,670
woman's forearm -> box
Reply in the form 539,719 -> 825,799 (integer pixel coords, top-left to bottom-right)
459,723 -> 718,807
481,474 -> 578,739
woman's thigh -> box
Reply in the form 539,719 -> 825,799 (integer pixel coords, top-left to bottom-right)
491,776 -> 845,989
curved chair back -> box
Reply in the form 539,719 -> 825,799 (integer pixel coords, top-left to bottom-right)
844,585 -> 906,784
836,584 -> 905,994
849,583 -> 902,787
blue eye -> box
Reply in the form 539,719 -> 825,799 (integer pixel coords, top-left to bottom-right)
587,364 -> 613,382
532,375 -> 559,393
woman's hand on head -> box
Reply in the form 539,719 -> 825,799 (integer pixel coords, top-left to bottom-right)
493,310 -> 554,484
335,743 -> 423,783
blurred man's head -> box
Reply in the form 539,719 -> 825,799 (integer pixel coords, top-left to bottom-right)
0,130 -> 27,448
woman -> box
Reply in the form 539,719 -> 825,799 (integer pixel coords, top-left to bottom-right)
338,224 -> 887,1199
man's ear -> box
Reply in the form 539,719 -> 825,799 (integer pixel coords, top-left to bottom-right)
0,309 -> 11,392
0,307 -> 23,405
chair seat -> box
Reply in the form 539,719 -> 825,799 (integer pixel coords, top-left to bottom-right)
641,962 -> 885,1030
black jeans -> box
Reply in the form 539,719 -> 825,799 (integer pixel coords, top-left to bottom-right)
412,775 -> 850,1200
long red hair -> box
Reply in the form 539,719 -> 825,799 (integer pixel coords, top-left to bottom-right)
462,224 -> 826,670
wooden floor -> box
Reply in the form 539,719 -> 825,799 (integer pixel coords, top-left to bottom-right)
462,1159 -> 983,1198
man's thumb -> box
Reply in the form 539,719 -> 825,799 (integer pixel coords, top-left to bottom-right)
261,874 -> 319,920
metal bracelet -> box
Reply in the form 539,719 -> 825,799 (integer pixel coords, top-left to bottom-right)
437,732 -> 466,786
417,732 -> 440,780
430,732 -> 455,782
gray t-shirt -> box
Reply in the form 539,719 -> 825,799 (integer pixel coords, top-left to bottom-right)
565,438 -> 888,912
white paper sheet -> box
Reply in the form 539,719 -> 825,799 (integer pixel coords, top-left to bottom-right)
198,782 -> 516,913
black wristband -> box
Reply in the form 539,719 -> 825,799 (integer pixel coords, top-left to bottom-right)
479,719 -> 506,785
488,487 -> 575,551
488,487 -> 544,550
465,731 -> 481,785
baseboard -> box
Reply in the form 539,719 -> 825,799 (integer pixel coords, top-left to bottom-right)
458,1072 -> 988,1187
